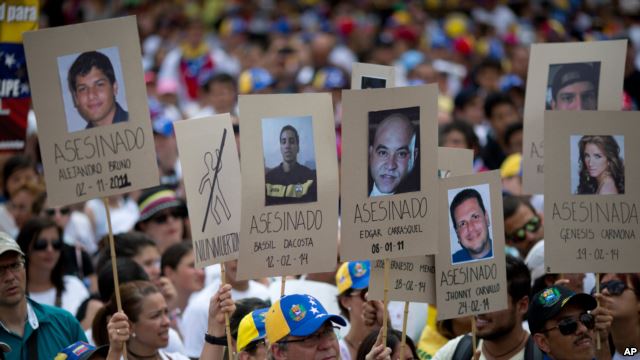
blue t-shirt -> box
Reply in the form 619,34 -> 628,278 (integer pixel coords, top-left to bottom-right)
0,298 -> 87,360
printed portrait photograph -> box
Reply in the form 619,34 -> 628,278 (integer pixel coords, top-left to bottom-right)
368,106 -> 420,197
546,61 -> 601,110
57,47 -> 129,133
570,135 -> 625,195
361,76 -> 387,89
448,184 -> 494,266
262,115 -> 317,206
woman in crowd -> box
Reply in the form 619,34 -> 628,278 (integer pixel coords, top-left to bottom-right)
161,242 -> 205,332
576,135 -> 625,195
135,186 -> 188,253
357,328 -> 419,360
598,273 -> 640,359
16,217 -> 89,316
94,281 -> 189,360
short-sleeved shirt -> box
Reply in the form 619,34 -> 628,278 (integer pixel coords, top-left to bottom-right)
0,298 -> 87,360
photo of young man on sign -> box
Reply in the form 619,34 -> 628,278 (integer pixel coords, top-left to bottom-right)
546,62 -> 600,111
448,184 -> 494,265
262,116 -> 317,206
58,47 -> 129,132
368,106 -> 420,197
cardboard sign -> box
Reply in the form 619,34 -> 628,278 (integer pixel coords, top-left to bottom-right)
544,111 -> 640,273
23,16 -> 158,207
0,42 -> 29,150
340,85 -> 439,261
369,148 -> 473,303
174,115 -> 241,268
522,40 -> 626,194
436,171 -> 507,320
351,62 -> 396,90
236,93 -> 338,279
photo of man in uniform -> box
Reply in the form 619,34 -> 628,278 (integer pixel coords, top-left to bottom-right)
265,124 -> 317,205
547,62 -> 600,111
368,107 -> 420,197
450,187 -> 493,264
67,50 -> 129,129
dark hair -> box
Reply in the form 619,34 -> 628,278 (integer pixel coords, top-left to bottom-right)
16,217 -> 65,296
484,92 -> 516,120
67,51 -> 116,93
450,188 -> 486,230
93,281 -> 160,346
504,122 -> 523,148
597,273 -> 640,300
356,329 -> 418,360
2,154 -> 37,199
502,194 -> 536,221
97,257 -> 149,302
551,63 -> 597,101
203,73 -> 237,93
454,88 -> 480,111
280,125 -> 299,144
96,232 -> 157,273
161,242 -> 192,275
439,121 -> 479,149
577,135 -> 625,194
229,298 -> 271,340
506,255 -> 531,303
337,288 -> 356,319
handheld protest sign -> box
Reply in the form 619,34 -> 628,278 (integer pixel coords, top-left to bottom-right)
369,148 -> 473,303
544,111 -> 640,273
340,85 -> 439,261
522,40 -> 626,195
351,62 -> 396,90
23,16 -> 158,207
174,115 -> 241,268
435,170 -> 507,320
237,93 -> 338,279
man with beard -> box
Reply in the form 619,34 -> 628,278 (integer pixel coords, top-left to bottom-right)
433,256 -> 543,360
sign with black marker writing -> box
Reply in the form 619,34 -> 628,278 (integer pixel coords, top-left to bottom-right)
522,40 -> 625,195
340,85 -> 439,261
369,148 -> 473,303
236,93 -> 339,279
174,114 -> 240,268
544,111 -> 640,273
435,170 -> 507,319
23,16 -> 158,206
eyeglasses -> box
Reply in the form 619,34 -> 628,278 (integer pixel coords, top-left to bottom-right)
149,209 -> 186,224
44,208 -> 70,217
542,313 -> 595,336
506,216 -> 541,243
348,289 -> 368,302
243,339 -> 266,355
32,238 -> 63,251
0,260 -> 25,277
591,280 -> 632,296
278,325 -> 339,347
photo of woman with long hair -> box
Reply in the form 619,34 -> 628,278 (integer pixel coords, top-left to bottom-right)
576,135 -> 625,195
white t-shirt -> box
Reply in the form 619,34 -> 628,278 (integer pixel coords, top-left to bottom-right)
29,275 -> 90,316
433,334 -> 525,360
614,351 -> 640,360
181,280 -> 270,358
339,338 -> 352,360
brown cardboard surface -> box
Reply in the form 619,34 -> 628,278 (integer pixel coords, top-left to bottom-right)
351,62 -> 396,90
174,115 -> 241,268
237,93 -> 338,279
23,16 -> 158,206
522,40 -> 626,195
544,110 -> 639,273
435,171 -> 507,320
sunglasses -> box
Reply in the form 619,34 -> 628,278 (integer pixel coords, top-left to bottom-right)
149,209 -> 186,224
542,313 -> 595,336
278,325 -> 339,347
44,208 -> 71,217
32,238 -> 63,251
348,288 -> 368,301
591,280 -> 632,296
506,216 -> 541,243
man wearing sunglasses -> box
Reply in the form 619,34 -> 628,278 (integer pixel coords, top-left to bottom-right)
503,195 -> 544,259
0,232 -> 87,359
266,293 -> 346,360
529,285 -> 613,360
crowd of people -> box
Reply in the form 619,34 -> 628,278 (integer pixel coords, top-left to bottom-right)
1,0 -> 640,359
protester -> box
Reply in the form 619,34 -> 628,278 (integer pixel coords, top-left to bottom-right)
135,187 -> 187,253
357,328 -> 418,360
502,195 -> 543,259
597,273 -> 640,359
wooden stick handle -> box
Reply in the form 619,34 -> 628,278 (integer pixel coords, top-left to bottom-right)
221,264 -> 234,360
382,258 -> 390,347
103,197 -> 127,359
472,316 -> 477,355
595,273 -> 601,350
399,301 -> 409,360
281,276 -> 286,297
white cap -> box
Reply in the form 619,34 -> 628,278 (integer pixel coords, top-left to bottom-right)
525,240 -> 545,285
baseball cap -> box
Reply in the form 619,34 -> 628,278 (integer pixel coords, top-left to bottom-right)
238,68 -> 274,94
528,285 -> 597,334
312,67 -> 347,90
0,232 -> 24,257
265,294 -> 346,344
237,307 -> 268,352
336,261 -> 370,295
524,240 -> 545,285
54,341 -> 109,360
137,187 -> 185,223
551,63 -> 597,100
500,153 -> 522,179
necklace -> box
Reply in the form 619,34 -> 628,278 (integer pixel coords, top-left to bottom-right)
127,348 -> 159,359
344,335 -> 360,351
482,331 -> 527,360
